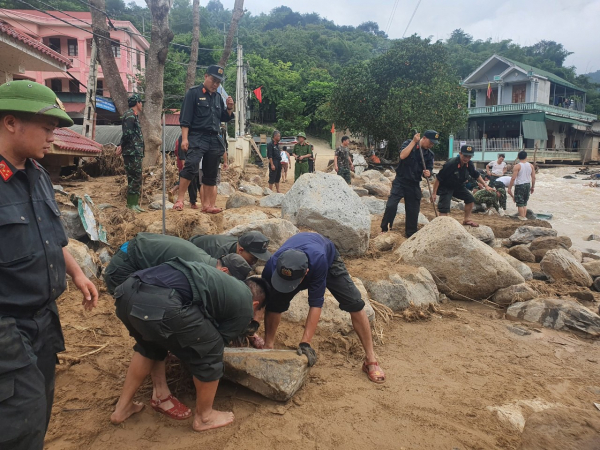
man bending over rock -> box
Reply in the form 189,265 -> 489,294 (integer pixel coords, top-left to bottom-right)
261,232 -> 385,383
190,231 -> 271,266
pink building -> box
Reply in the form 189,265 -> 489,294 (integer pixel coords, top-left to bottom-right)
0,9 -> 149,122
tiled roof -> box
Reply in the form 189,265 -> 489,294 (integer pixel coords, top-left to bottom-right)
0,19 -> 71,67
52,128 -> 102,155
164,112 -> 180,126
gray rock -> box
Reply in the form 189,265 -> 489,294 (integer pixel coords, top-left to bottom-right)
361,196 -> 386,215
500,253 -> 534,281
569,249 -> 583,263
217,182 -> 236,197
97,247 -> 111,265
417,213 -> 429,225
370,233 -> 400,252
450,200 -> 462,209
262,187 -> 274,196
363,182 -> 391,197
507,325 -> 531,336
540,248 -> 593,286
566,289 -> 594,302
363,268 -> 439,311
282,277 -> 374,333
586,234 -> 600,242
422,189 -> 431,199
149,200 -> 173,210
509,245 -> 536,263
238,182 -> 263,196
226,192 -> 257,209
582,260 -> 600,278
352,187 -> 369,197
383,169 -> 394,178
396,217 -> 524,300
259,193 -> 285,208
222,210 -> 269,229
532,272 -> 549,281
97,203 -> 116,210
65,239 -> 98,278
60,209 -> 87,240
361,170 -> 389,184
223,348 -> 309,401
529,236 -> 572,262
594,277 -> 600,292
466,225 -> 495,245
281,172 -> 371,255
492,283 -> 537,305
507,297 -> 600,337
226,218 -> 299,252
508,226 -> 557,245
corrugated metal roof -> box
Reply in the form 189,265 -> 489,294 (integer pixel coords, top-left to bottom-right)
68,124 -> 182,153
51,128 -> 102,155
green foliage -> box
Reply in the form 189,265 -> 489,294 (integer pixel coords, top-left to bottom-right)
275,93 -> 310,135
249,122 -> 275,136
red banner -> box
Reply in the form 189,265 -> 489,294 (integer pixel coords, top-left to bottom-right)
253,86 -> 263,103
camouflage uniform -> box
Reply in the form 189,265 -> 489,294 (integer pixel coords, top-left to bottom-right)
474,187 -> 506,212
335,146 -> 352,184
292,142 -> 313,181
120,107 -> 144,197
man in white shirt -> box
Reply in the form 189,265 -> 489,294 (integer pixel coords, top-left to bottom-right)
508,151 -> 535,220
486,154 -> 507,184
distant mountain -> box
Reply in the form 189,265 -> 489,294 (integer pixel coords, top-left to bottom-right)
584,70 -> 600,83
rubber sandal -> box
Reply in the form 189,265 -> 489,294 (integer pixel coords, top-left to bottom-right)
150,395 -> 192,420
463,220 -> 479,227
190,203 -> 198,210
205,207 -> 223,214
173,200 -> 184,211
362,361 -> 385,384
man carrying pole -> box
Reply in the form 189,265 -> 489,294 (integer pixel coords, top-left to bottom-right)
380,130 -> 437,237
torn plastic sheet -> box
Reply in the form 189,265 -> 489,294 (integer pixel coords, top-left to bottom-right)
70,193 -> 108,244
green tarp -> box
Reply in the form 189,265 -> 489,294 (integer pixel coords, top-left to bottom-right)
545,115 -> 587,126
522,120 -> 548,140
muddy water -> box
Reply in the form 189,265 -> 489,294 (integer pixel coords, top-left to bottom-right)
502,166 -> 600,253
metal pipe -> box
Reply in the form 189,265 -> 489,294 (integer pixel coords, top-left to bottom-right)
161,112 -> 166,235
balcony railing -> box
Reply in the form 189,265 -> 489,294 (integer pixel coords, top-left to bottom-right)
468,102 -> 597,122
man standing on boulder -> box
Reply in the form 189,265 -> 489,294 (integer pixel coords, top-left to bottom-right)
176,65 -> 234,213
116,94 -> 145,212
267,130 -> 282,193
381,131 -> 436,236
261,232 -> 385,384
431,145 -> 493,227
292,132 -> 313,182
508,151 -> 535,221
334,135 -> 354,185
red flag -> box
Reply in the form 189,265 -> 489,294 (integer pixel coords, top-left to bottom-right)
486,82 -> 492,99
253,86 -> 262,103
331,123 -> 335,134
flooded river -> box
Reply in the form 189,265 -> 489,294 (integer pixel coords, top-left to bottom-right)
502,166 -> 600,253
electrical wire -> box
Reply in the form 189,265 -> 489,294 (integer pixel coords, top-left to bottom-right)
402,0 -> 423,38
385,0 -> 401,36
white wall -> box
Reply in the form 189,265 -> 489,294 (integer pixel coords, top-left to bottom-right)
536,79 -> 551,104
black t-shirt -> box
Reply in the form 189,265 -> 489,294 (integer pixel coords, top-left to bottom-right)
437,156 -> 480,188
267,141 -> 281,162
396,140 -> 434,184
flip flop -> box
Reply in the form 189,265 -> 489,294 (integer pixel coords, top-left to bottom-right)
173,200 -> 184,211
362,361 -> 385,384
463,220 -> 479,227
151,395 -> 192,420
205,207 -> 223,214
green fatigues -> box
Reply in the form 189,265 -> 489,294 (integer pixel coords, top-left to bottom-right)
0,156 -> 68,450
292,143 -> 313,181
189,234 -> 238,259
103,232 -> 218,295
114,259 -> 253,382
335,146 -> 352,184
120,108 -> 144,196
474,188 -> 506,212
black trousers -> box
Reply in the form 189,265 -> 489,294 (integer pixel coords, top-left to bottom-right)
0,306 -> 64,450
380,178 -> 422,237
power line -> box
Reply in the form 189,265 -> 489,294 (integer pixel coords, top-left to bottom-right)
385,0 -> 401,36
402,0 -> 423,38
72,0 -> 116,29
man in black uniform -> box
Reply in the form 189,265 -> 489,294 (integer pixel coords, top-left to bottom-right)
432,145 -> 493,227
176,65 -> 235,213
267,130 -> 282,193
190,231 -> 271,266
0,81 -> 98,450
110,259 -> 269,432
380,130 -> 437,237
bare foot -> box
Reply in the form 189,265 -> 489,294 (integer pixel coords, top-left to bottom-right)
110,401 -> 144,425
193,409 -> 234,432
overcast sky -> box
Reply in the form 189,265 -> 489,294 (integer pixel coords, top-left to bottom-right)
139,0 -> 600,74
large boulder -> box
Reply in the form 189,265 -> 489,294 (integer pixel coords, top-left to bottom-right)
281,172 -> 371,255
226,192 -> 257,209
508,245 -> 536,263
361,196 -> 386,215
363,182 -> 391,197
362,268 -> 439,311
491,283 -> 537,305
361,170 -> 390,184
529,236 -> 572,262
226,218 -> 299,251
396,217 -> 524,300
217,182 -> 236,197
466,225 -> 495,245
222,209 -> 269,229
582,260 -> 600,278
238,182 -> 263,196
540,249 -> 593,286
60,208 -> 87,240
65,239 -> 99,279
223,348 -> 309,401
500,253 -> 534,281
352,187 -> 369,197
282,278 -> 375,333
259,193 -> 285,208
507,297 -> 600,337
508,226 -> 557,245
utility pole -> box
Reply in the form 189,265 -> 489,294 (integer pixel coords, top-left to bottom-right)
82,39 -> 98,140
234,44 -> 246,137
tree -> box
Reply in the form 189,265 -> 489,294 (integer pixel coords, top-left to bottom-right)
218,0 -> 244,67
90,0 -> 174,166
275,93 -> 310,135
185,0 -> 200,90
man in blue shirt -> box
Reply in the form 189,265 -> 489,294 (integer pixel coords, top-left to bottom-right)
262,232 -> 385,383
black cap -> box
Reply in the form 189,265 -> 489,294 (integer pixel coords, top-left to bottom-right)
460,145 -> 475,156
271,249 -> 308,293
238,231 -> 271,260
220,253 -> 252,280
206,65 -> 225,81
423,130 -> 440,145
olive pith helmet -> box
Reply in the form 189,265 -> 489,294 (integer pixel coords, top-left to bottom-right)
0,80 -> 73,127
297,132 -> 306,139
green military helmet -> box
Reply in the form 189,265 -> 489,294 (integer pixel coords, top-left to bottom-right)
296,132 -> 306,139
0,80 -> 73,127
128,93 -> 143,106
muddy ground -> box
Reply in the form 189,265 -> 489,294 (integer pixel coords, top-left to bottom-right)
46,159 -> 600,449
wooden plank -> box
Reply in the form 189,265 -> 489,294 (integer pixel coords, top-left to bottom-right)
250,139 -> 264,160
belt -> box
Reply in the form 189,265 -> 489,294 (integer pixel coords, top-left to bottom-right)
190,130 -> 219,135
